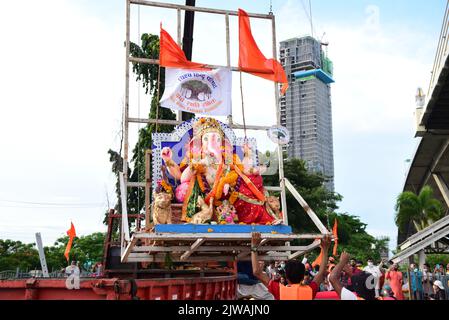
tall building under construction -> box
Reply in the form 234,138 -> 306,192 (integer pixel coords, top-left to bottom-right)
280,36 -> 335,191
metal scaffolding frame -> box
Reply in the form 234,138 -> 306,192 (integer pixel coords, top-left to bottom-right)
120,0 -> 331,262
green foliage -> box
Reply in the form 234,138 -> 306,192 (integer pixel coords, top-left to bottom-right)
264,158 -> 342,233
0,233 -> 105,272
48,233 -> 106,271
395,185 -> 445,232
104,33 -> 178,224
264,157 -> 389,262
130,34 -> 161,95
425,254 -> 449,268
0,240 -> 40,271
128,33 -> 177,217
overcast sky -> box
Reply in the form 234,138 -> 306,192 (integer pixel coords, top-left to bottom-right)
0,0 -> 446,254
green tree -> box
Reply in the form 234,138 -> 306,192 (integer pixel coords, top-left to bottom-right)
0,233 -> 106,273
0,240 -> 40,271
45,233 -> 106,271
263,157 -> 342,233
263,157 -> 389,261
105,33 -> 176,227
395,185 -> 445,233
128,33 -> 176,218
424,254 -> 449,268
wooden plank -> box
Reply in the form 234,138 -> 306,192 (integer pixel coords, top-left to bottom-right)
119,173 -> 131,242
237,251 -> 249,259
288,240 -> 320,260
180,238 -> 205,261
265,186 -> 282,192
128,117 -> 182,126
225,13 -> 230,67
129,57 -> 274,75
127,252 -> 290,262
285,178 -> 329,234
129,0 -> 274,19
127,182 -> 146,187
145,150 -> 152,229
236,238 -> 268,259
121,237 -> 136,263
131,245 -> 312,252
128,115 -> 273,131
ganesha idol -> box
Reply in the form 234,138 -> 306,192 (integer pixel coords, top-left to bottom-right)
159,117 -> 283,225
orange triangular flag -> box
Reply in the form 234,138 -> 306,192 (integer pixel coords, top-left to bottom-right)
64,222 -> 76,262
159,24 -> 208,70
312,250 -> 323,268
332,219 -> 338,256
238,9 -> 288,95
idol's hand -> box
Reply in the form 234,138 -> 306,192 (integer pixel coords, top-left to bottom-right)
161,147 -> 173,162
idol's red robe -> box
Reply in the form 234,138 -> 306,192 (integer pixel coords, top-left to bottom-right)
234,174 -> 275,224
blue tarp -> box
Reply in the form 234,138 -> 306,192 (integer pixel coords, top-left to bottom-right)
293,68 -> 335,84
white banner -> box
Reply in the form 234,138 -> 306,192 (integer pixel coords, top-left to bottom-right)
160,67 -> 232,116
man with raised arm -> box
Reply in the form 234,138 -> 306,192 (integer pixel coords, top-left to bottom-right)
329,251 -> 376,300
250,232 -> 331,300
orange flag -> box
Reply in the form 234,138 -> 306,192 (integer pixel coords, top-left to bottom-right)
238,9 -> 288,95
312,250 -> 323,268
332,219 -> 338,256
159,24 -> 208,70
64,222 -> 76,262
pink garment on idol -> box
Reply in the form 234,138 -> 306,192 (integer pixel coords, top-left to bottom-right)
175,181 -> 190,203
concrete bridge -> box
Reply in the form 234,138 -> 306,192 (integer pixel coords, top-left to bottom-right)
394,1 -> 449,263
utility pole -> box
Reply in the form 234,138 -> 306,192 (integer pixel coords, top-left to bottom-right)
181,0 -> 196,121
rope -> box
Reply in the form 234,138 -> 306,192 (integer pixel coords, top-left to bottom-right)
239,72 -> 247,139
137,4 -> 141,225
155,64 -> 161,133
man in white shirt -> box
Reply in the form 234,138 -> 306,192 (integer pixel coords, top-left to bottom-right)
363,258 -> 382,297
65,260 -> 80,277
265,261 -> 276,280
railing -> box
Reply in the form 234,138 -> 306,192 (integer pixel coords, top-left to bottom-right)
0,270 -> 96,280
427,1 -> 449,99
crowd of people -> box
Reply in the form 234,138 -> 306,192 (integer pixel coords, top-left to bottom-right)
61,260 -> 104,278
236,232 -> 449,300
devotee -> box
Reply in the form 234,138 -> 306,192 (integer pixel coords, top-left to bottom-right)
251,232 -> 331,300
385,263 -> 405,300
329,252 -> 376,300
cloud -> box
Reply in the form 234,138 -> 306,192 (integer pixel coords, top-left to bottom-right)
0,0 -> 123,245
0,0 -> 440,253
276,1 -> 436,135
274,1 -> 438,252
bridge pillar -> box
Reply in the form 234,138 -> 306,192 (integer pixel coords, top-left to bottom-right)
418,250 -> 426,269
433,173 -> 449,207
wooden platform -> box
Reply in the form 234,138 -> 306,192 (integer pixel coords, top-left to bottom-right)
122,225 -> 323,263
154,224 -> 293,234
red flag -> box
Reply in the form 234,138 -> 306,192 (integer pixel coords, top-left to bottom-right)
332,219 -> 338,256
238,9 -> 288,95
64,222 -> 76,262
159,24 -> 208,70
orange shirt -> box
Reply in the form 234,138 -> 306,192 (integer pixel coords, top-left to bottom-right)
268,280 -> 319,300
